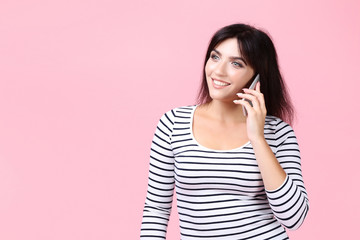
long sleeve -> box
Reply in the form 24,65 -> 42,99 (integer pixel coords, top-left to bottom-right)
265,121 -> 310,230
140,110 -> 176,239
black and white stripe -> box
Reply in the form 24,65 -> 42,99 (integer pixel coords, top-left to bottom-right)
141,105 -> 309,239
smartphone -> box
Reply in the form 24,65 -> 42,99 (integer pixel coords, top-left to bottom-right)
242,74 -> 260,116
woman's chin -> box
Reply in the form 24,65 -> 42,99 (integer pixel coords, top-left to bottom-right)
209,94 -> 237,103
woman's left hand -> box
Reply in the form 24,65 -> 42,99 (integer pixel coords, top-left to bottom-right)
234,82 -> 267,142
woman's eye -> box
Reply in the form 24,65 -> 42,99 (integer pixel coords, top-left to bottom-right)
232,62 -> 244,68
210,54 -> 219,61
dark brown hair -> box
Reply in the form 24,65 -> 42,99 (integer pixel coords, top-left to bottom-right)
197,23 -> 295,124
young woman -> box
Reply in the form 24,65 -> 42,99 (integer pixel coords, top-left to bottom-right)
140,23 -> 309,239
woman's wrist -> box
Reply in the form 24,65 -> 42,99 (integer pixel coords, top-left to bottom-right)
249,135 -> 267,147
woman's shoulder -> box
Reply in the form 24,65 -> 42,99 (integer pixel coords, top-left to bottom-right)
264,115 -> 297,143
265,115 -> 292,128
162,104 -> 197,116
158,104 -> 197,122
171,104 -> 197,112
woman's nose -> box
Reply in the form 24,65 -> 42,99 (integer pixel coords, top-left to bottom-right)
214,61 -> 227,76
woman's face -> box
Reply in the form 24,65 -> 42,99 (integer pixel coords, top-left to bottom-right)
205,38 -> 255,103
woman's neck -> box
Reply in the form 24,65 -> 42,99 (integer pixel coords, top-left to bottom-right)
202,100 -> 247,124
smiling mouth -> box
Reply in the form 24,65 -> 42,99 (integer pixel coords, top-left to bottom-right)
213,79 -> 230,87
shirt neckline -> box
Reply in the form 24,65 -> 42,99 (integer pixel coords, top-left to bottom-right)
189,104 -> 251,152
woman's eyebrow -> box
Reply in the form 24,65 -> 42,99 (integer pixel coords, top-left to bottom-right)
212,49 -> 247,65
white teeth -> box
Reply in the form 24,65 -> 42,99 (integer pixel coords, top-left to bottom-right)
213,79 -> 230,86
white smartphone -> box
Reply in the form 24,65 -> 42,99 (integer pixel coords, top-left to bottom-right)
242,74 -> 260,116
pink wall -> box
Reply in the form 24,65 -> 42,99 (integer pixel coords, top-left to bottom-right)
1,0 -> 359,239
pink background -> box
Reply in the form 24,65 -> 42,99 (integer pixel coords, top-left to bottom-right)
0,0 -> 359,239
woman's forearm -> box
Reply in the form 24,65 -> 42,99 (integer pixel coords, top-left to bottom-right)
251,137 -> 287,191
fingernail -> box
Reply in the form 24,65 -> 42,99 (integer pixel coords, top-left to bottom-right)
236,93 -> 243,95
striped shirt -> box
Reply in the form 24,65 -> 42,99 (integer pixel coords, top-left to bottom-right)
141,105 -> 309,239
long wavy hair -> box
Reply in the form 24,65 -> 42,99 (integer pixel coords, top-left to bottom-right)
197,23 -> 295,125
